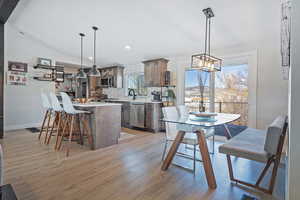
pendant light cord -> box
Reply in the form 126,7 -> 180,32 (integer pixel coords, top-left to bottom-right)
79,33 -> 85,70
208,17 -> 211,56
205,16 -> 208,55
92,26 -> 98,66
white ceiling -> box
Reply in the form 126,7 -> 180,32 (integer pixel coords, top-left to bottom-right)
8,0 -> 280,66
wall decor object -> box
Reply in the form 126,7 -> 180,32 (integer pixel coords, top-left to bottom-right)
7,71 -> 27,86
38,57 -> 52,66
55,66 -> 64,82
281,0 -> 291,80
33,64 -> 64,82
8,61 -> 28,72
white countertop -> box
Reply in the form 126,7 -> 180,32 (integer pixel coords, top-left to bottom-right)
106,99 -> 163,104
73,102 -> 122,107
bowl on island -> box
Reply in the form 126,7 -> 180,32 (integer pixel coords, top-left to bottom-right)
74,98 -> 90,104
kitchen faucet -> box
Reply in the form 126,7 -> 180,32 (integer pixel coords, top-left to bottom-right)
128,88 -> 137,100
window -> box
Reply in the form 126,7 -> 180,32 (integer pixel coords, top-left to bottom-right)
127,73 -> 148,96
185,70 -> 211,112
215,64 -> 248,125
184,64 -> 249,125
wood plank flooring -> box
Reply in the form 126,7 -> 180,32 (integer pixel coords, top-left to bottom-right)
1,129 -> 285,200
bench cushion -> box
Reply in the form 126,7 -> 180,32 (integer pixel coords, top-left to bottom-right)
219,128 -> 269,162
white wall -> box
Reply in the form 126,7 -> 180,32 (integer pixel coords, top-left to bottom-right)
287,0 -> 300,199
4,23 -> 83,131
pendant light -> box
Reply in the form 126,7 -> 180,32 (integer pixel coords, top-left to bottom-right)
191,8 -> 222,72
88,26 -> 101,77
76,33 -> 87,79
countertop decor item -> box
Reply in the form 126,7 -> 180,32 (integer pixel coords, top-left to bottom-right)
38,57 -> 52,66
88,26 -> 101,77
8,61 -> 27,72
191,8 -> 222,72
76,33 -> 87,79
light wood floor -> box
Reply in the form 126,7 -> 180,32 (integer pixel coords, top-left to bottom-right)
1,129 -> 285,200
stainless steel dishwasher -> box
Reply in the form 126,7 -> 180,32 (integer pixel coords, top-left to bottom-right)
130,102 -> 146,128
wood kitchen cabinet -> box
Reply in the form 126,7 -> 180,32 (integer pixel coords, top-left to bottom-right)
143,58 -> 168,87
145,103 -> 164,133
121,102 -> 131,128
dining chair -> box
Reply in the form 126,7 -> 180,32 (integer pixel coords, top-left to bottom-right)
59,92 -> 93,156
162,106 -> 212,173
38,93 -> 53,141
177,104 -> 216,154
219,115 -> 288,194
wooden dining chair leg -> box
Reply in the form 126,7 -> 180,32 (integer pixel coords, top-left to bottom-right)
38,110 -> 49,140
66,115 -> 75,157
196,130 -> 217,189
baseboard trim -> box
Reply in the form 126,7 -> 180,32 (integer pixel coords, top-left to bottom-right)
4,122 -> 41,132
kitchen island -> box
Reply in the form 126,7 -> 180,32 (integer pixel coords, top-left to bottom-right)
74,102 -> 122,150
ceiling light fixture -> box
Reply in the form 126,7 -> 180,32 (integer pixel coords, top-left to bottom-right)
88,26 -> 101,77
191,8 -> 222,72
76,33 -> 87,79
124,45 -> 132,50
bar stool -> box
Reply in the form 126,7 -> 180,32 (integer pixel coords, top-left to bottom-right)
59,92 -> 93,157
38,93 -> 52,141
46,92 -> 65,147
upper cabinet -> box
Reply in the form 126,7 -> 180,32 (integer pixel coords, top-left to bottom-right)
83,66 -> 124,88
143,58 -> 168,87
99,66 -> 124,88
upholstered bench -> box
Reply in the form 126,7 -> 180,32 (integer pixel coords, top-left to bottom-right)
219,115 -> 288,194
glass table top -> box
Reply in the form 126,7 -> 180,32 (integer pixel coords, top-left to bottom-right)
161,113 -> 241,128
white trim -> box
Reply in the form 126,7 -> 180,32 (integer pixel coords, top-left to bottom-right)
4,122 -> 41,132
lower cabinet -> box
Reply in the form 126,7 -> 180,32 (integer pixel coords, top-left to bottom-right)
121,102 -> 131,128
106,100 -> 164,132
145,103 -> 164,133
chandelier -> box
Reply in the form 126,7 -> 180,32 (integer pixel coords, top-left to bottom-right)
191,8 -> 222,72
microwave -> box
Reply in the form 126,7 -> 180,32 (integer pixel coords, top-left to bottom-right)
100,76 -> 113,87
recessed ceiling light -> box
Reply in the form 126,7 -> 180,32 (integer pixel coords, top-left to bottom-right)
88,56 -> 93,60
124,45 -> 132,51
